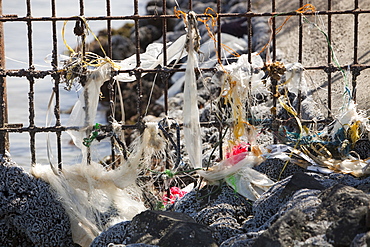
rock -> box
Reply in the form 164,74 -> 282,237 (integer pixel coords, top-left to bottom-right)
251,172 -> 324,229
133,25 -> 162,51
0,158 -> 75,246
316,185 -> 370,245
308,172 -> 370,193
253,158 -> 306,181
354,139 -> 370,160
127,210 -> 217,246
173,183 -> 252,244
219,232 -> 262,247
93,210 -> 217,247
252,184 -> 370,246
279,172 -> 325,197
221,18 -> 249,38
91,221 -> 130,247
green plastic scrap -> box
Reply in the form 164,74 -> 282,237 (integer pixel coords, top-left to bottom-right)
225,175 -> 238,194
83,123 -> 101,147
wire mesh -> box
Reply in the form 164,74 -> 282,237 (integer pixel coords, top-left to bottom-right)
0,0 -> 369,168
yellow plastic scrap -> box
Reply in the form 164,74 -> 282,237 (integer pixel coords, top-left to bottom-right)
278,96 -> 303,136
220,75 -> 249,140
348,120 -> 361,145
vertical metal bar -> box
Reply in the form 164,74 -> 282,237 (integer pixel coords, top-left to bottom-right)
216,0 -> 222,64
188,0 -> 192,11
217,0 -> 223,159
26,0 -> 36,165
79,0 -> 86,56
162,0 -> 169,115
297,0 -> 303,116
78,0 -> 91,165
271,0 -> 276,61
352,0 -> 359,102
106,0 -> 112,58
0,0 -> 9,156
298,0 -> 303,64
327,0 -> 332,116
51,0 -> 62,169
271,0 -> 278,143
247,0 -> 252,63
247,0 -> 253,126
161,0 -> 170,196
106,0 -> 116,168
79,0 -> 84,16
134,0 -> 142,121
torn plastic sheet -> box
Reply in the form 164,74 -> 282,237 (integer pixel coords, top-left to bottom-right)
284,62 -> 308,96
114,34 -> 188,82
329,100 -> 370,141
157,33 -> 249,104
66,62 -> 112,154
182,11 -> 202,169
198,152 -> 273,201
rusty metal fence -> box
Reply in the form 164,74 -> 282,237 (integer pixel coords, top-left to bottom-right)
0,0 -> 369,168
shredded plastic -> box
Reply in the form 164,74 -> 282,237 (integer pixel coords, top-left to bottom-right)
181,11 -> 203,169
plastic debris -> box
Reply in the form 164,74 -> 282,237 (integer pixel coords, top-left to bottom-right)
198,151 -> 274,201
181,11 -> 203,169
114,34 -> 188,82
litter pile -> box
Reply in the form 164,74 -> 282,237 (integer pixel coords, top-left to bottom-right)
2,1 -> 370,246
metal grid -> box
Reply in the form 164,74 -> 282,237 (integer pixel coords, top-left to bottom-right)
0,0 -> 369,168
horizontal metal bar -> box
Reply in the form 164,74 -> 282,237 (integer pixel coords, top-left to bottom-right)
2,63 -> 369,79
1,9 -> 370,22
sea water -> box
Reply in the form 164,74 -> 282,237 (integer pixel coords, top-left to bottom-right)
3,0 -> 148,169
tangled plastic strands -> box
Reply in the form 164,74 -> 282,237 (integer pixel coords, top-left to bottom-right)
61,16 -> 119,90
174,6 -> 242,63
193,7 -> 241,60
46,17 -> 119,172
158,117 -> 182,168
300,144 -> 370,177
215,54 -> 267,155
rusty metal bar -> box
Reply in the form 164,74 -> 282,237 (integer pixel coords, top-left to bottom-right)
327,0 -> 332,117
2,63 -> 370,78
352,0 -> 359,101
247,0 -> 252,63
297,0 -> 304,116
134,0 -> 143,121
271,0 -> 276,61
106,0 -> 117,168
271,0 -> 278,143
26,0 -> 37,166
216,0 -> 223,161
2,9 -> 370,23
162,0 -> 169,115
77,0 -> 92,166
217,0 -> 222,64
51,0 -> 62,169
188,0 -> 192,11
0,0 -> 8,156
106,0 -> 112,58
